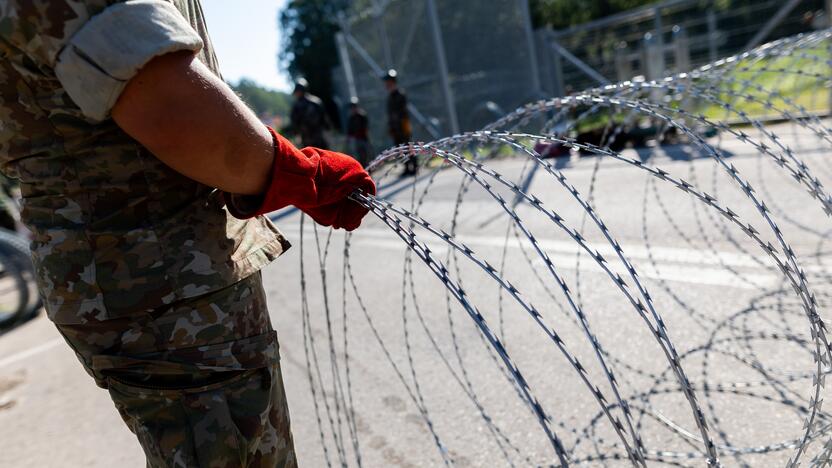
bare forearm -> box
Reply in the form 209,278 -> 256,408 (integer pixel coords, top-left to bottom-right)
112,51 -> 273,195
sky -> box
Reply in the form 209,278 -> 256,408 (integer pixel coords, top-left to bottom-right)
201,0 -> 291,92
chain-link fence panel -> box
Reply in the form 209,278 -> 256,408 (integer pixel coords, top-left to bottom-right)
538,0 -> 827,95
334,0 -> 540,147
335,0 -> 830,150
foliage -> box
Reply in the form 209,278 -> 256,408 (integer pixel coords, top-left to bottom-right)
528,0 -> 812,30
231,79 -> 291,117
278,0 -> 350,102
529,0 -> 656,29
698,45 -> 830,121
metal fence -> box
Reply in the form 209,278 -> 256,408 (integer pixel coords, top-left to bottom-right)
334,0 -> 541,144
334,0 -> 830,144
538,0 -> 829,94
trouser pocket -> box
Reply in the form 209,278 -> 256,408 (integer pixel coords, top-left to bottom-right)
107,368 -> 270,468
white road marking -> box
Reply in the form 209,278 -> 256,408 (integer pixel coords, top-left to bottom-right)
342,227 -> 773,268
0,337 -> 62,369
290,226 -> 787,289
349,236 -> 778,289
0,222 -> 792,368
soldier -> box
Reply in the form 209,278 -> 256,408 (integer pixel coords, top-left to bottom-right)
346,97 -> 371,167
383,70 -> 415,175
289,78 -> 331,149
0,1 -> 374,467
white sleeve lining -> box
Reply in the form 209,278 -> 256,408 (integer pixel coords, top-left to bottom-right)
54,0 -> 203,122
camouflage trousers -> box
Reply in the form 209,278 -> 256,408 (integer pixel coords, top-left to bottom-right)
55,273 -> 297,467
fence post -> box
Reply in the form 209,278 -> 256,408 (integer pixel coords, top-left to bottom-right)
615,41 -> 631,81
520,0 -> 542,97
643,32 -> 663,82
535,30 -> 553,95
425,0 -> 460,134
673,25 -> 690,73
653,6 -> 666,76
552,40 -> 565,96
643,32 -> 664,105
828,0 -> 832,117
707,9 -> 718,63
828,0 -> 832,25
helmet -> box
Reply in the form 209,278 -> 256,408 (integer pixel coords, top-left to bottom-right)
381,69 -> 398,81
293,78 -> 309,93
349,96 -> 360,106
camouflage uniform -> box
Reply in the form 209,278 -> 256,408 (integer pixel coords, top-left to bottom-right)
346,106 -> 371,167
0,1 -> 296,466
387,88 -> 414,174
386,88 -> 411,146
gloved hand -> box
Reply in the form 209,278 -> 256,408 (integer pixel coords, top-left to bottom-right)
226,127 -> 375,231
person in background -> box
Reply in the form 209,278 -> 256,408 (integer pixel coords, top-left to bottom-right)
383,70 -> 415,176
346,97 -> 372,167
288,77 -> 331,149
0,1 -> 374,466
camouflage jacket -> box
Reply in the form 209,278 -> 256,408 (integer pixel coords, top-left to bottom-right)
0,0 -> 289,324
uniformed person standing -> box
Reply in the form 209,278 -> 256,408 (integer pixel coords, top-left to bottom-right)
346,97 -> 371,167
289,78 -> 331,149
383,70 -> 415,175
0,1 -> 374,467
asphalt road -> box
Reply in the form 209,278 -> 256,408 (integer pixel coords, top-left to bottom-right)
1,122 -> 831,467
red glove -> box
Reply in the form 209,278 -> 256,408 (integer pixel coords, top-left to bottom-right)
226,127 -> 375,231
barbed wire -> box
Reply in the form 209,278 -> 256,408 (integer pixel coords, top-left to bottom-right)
296,28 -> 832,467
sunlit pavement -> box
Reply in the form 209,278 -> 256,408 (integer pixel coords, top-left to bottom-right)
2,123 -> 832,466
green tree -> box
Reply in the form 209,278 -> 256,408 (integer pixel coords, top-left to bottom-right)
278,0 -> 350,103
530,0 -> 655,29
231,78 -> 291,118
530,0 -> 824,29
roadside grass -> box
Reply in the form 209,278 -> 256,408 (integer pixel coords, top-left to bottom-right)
698,45 -> 830,121
558,46 -> 831,137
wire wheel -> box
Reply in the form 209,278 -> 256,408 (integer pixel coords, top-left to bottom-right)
0,228 -> 40,329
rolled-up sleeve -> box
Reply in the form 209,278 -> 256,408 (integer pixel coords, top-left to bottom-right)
54,0 -> 203,121
224,192 -> 266,220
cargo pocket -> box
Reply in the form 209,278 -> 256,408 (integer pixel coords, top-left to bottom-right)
107,380 -> 198,467
223,367 -> 274,462
106,369 -> 259,468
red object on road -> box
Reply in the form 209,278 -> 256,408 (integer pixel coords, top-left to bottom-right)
534,140 -> 570,158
